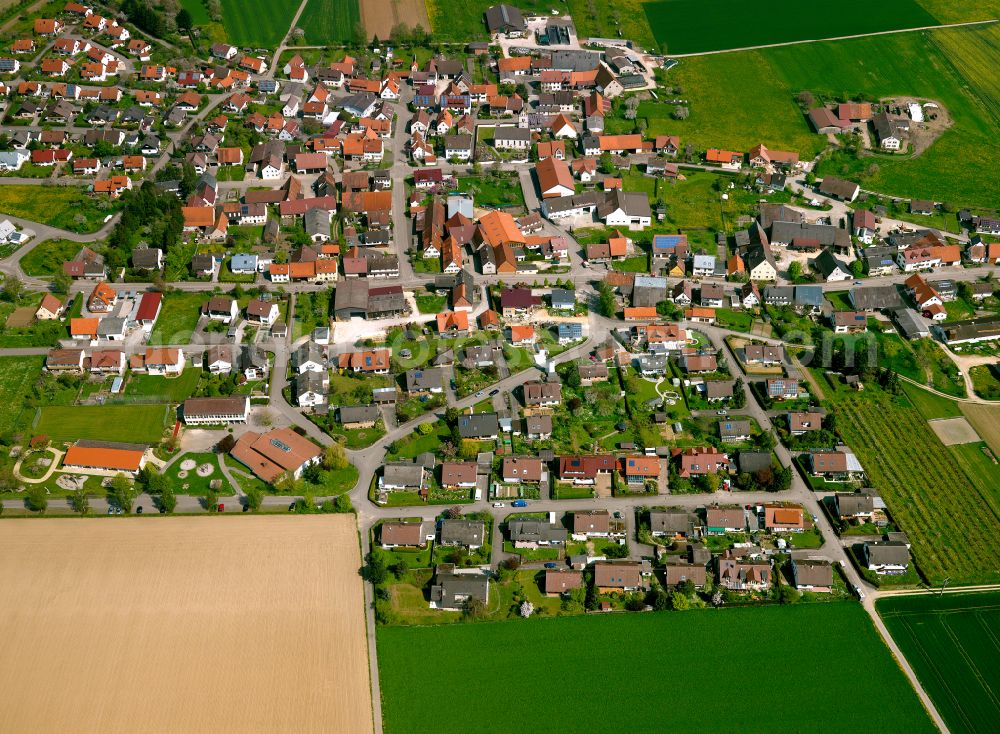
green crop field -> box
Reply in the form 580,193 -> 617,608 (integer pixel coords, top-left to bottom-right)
219,0 -> 300,47
378,603 -> 934,734
0,356 -> 43,437
827,386 -> 1000,585
646,0 -> 939,54
34,404 -> 169,444
878,591 -> 1000,734
299,0 -> 360,45
647,24 -> 1000,208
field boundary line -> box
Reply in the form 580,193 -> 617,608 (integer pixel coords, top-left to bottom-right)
668,19 -> 999,58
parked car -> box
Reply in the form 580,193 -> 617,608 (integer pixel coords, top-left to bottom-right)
492,502 -> 504,508
489,389 -> 500,396
136,506 -> 143,514
544,562 -> 558,569
511,499 -> 527,508
217,503 -> 224,512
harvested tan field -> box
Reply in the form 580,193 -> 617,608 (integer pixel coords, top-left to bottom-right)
362,0 -> 429,38
0,516 -> 373,734
928,416 -> 980,446
960,402 -> 1000,454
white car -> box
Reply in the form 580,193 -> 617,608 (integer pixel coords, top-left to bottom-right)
492,502 -> 505,508
716,409 -> 728,415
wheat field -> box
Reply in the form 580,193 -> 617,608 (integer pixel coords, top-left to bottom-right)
0,516 -> 373,733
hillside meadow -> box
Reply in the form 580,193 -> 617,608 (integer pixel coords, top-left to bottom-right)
378,604 -> 934,734
650,24 -> 1000,207
647,0 -> 940,54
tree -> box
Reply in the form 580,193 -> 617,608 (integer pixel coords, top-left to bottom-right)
69,491 -> 90,515
731,377 -> 746,409
159,484 -> 176,513
3,274 -> 24,303
462,597 -> 487,619
787,260 -> 802,282
696,471 -> 721,493
26,484 -> 48,513
598,152 -> 615,175
366,549 -> 388,585
205,488 -> 218,512
670,590 -> 691,610
175,8 -> 193,30
52,271 -> 72,296
564,362 -> 581,388
109,473 -> 136,513
519,600 -> 534,618
390,557 -> 409,579
245,484 -> 263,512
851,259 -> 865,277
779,584 -> 801,604
597,281 -> 617,317
672,105 -> 689,120
650,588 -> 670,610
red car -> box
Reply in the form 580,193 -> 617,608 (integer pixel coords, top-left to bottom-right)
217,503 -> 224,512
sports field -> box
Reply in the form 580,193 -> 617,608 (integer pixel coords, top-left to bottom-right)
0,356 -> 43,437
219,0 -> 300,47
0,517 -> 373,734
878,591 -> 1000,734
300,0 -> 361,44
646,0 -> 939,54
646,24 -> 1000,208
34,404 -> 169,444
378,603 -> 934,733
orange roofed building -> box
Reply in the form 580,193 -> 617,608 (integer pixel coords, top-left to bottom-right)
230,427 -> 323,483
63,441 -> 147,475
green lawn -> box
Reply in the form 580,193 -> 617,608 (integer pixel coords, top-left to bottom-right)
900,381 -> 963,419
178,0 -> 211,25
715,308 -> 753,333
969,364 -> 1000,400
646,0 -> 938,54
0,186 -> 115,233
455,174 -> 526,210
126,370 -> 201,403
19,239 -> 85,277
148,292 -> 205,345
414,293 -> 447,314
164,451 -> 233,496
878,591 -> 1000,734
0,356 -> 43,437
299,0 -> 361,45
378,604 -> 935,734
34,404 -> 170,444
219,0 -> 300,46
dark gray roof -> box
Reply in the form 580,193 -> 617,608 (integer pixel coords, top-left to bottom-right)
339,405 -> 380,424
458,412 -> 499,439
508,520 -> 566,544
440,519 -> 485,546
